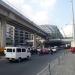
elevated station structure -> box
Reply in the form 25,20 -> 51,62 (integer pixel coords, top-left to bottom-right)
0,0 -> 48,48
40,25 -> 63,39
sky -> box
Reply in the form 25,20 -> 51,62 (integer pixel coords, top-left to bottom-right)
2,0 -> 75,37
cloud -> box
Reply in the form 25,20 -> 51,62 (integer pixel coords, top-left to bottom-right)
2,0 -> 57,25
30,0 -> 56,9
39,0 -> 56,8
61,25 -> 73,37
32,11 -> 49,25
3,0 -> 25,9
3,0 -> 33,18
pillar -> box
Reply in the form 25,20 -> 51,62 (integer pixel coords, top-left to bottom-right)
0,18 -> 6,47
33,34 -> 37,49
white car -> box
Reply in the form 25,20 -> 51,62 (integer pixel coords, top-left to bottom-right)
4,47 -> 31,62
51,46 -> 57,52
52,48 -> 57,52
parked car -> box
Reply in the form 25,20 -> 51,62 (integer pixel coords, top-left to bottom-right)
30,47 -> 37,54
4,47 -> 31,62
38,48 -> 49,54
51,46 -> 58,53
70,47 -> 75,53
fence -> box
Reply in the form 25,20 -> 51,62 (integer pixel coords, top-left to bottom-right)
37,50 -> 69,75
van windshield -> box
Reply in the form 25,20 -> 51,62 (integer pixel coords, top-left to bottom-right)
7,49 -> 12,52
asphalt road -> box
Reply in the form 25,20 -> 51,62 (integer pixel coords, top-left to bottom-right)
0,49 -> 65,75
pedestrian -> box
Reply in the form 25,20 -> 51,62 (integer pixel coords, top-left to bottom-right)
50,48 -> 53,55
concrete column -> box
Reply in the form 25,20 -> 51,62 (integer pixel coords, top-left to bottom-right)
0,18 -> 6,47
33,34 -> 37,49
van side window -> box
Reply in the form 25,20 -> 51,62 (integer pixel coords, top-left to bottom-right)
13,49 -> 15,52
22,49 -> 26,52
17,48 -> 21,52
7,49 -> 12,52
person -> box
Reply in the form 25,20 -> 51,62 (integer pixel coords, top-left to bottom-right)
37,48 -> 41,55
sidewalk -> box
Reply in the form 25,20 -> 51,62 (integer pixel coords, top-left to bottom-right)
37,51 -> 75,75
0,56 -> 5,61
51,52 -> 75,75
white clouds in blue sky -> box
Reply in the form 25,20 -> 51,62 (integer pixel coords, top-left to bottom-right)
2,0 -> 57,25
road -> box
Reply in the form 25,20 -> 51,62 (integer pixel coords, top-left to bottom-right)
0,50 -> 65,75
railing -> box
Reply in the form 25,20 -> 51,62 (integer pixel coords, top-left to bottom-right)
37,50 -> 69,75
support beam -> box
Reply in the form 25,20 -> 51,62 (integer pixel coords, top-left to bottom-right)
33,34 -> 37,49
0,18 -> 6,47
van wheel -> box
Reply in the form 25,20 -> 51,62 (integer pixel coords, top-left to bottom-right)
27,56 -> 30,60
8,60 -> 12,62
18,57 -> 22,62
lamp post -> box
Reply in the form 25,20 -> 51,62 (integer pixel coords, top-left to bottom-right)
71,0 -> 75,51
71,0 -> 75,40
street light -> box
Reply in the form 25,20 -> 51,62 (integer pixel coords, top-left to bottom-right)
71,0 -> 75,52
71,0 -> 75,40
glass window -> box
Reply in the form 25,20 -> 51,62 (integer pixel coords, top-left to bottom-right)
7,49 -> 12,52
17,48 -> 21,52
20,34 -> 23,36
20,40 -> 24,43
20,31 -> 23,33
31,34 -> 33,40
22,49 -> 26,52
20,37 -> 24,40
25,34 -> 29,39
13,49 -> 15,52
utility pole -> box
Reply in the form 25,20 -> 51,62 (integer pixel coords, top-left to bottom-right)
71,0 -> 75,48
71,0 -> 75,40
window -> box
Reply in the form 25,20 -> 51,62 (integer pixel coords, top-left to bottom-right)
20,40 -> 24,43
31,34 -> 33,40
20,30 -> 23,33
7,49 -> 12,52
25,34 -> 29,39
20,37 -> 24,40
13,49 -> 15,52
22,49 -> 26,52
20,33 -> 23,36
17,48 -> 21,52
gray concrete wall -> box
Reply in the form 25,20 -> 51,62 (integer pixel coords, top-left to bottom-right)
0,18 -> 6,47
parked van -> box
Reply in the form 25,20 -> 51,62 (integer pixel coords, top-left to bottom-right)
4,47 -> 31,61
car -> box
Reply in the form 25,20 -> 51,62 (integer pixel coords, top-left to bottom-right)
70,47 -> 75,53
51,46 -> 58,52
38,48 -> 49,54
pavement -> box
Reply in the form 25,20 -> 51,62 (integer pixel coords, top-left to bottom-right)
0,56 -> 5,60
50,51 -> 75,75
37,50 -> 75,75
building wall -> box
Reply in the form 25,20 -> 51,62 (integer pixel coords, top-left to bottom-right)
4,23 -> 46,48
6,24 -> 15,46
14,28 -> 27,46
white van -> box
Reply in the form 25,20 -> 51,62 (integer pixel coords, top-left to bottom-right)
4,47 -> 31,61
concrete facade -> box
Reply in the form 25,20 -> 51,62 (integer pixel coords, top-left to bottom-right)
0,18 -> 6,47
6,24 -> 15,46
